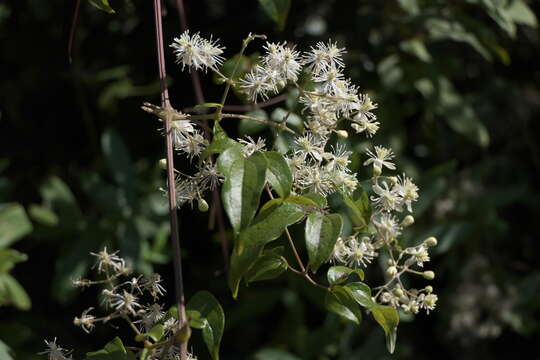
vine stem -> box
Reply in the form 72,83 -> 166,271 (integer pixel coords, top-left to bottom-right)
152,1 -> 188,359
264,185 -> 306,273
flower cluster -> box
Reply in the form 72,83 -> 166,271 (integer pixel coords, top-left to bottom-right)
170,30 -> 225,72
41,249 -> 197,360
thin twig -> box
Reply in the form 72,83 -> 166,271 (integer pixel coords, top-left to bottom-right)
221,113 -> 297,134
152,1 -> 188,359
68,0 -> 81,63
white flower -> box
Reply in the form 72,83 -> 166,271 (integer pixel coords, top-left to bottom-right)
294,132 -> 325,162
405,245 -> 430,267
325,144 -> 351,171
196,162 -> 224,191
351,96 -> 379,137
419,293 -> 438,313
363,146 -> 396,173
109,290 -> 141,315
346,236 -> 377,268
303,40 -> 346,75
373,213 -> 401,244
331,237 -> 350,264
262,42 -> 302,83
239,66 -> 275,102
39,338 -> 72,360
170,30 -> 225,71
394,174 -> 419,212
143,273 -> 167,300
74,307 -> 96,333
175,131 -> 206,159
238,136 -> 266,157
136,303 -> 164,332
371,181 -> 402,212
90,247 -> 126,274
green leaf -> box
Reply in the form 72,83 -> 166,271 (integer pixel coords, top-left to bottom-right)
86,337 -> 130,360
40,176 -> 82,228
325,286 -> 362,324
0,248 -> 27,273
199,121 -> 239,164
186,291 -> 225,360
146,324 -> 164,342
258,0 -> 291,31
346,282 -> 376,308
221,155 -> 267,235
426,19 -> 491,60
327,266 -> 364,286
305,213 -> 343,273
216,144 -> 244,177
229,201 -> 305,297
270,107 -> 303,132
88,0 -> 115,14
238,110 -> 269,135
302,193 -> 327,208
371,305 -> 399,354
400,39 -> 431,62
101,129 -> 136,207
397,0 -> 419,15
254,348 -> 301,360
245,247 -> 287,283
263,151 -> 293,198
0,273 -> 31,310
186,309 -> 208,329
0,340 -> 13,360
507,0 -> 537,27
340,190 -> 371,232
28,204 -> 58,227
0,203 -> 32,248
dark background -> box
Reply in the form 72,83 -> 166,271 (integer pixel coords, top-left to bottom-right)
1,0 -> 540,359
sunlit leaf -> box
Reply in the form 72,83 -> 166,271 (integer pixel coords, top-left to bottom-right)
305,213 -> 343,273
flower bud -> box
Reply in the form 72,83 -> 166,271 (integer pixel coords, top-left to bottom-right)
424,285 -> 433,293
401,215 -> 415,227
393,288 -> 404,297
198,198 -> 209,212
388,176 -> 398,184
386,266 -> 398,277
422,271 -> 435,280
335,130 -> 349,139
424,237 -> 438,247
373,166 -> 382,177
387,258 -> 395,266
159,158 -> 167,169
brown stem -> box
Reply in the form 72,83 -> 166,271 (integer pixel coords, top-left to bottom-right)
264,185 -> 306,273
222,94 -> 288,112
68,0 -> 81,63
152,1 -> 188,359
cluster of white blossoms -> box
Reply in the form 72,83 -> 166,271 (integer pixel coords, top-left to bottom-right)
166,32 -> 438,314
41,248 -> 197,360
170,30 -> 225,72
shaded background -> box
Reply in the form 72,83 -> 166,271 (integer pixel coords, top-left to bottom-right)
1,0 -> 540,359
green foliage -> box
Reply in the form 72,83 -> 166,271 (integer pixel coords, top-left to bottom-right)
258,0 -> 291,31
85,337 -> 136,360
326,266 -> 365,286
87,0 -> 115,14
305,213 -> 342,273
186,291 -> 225,360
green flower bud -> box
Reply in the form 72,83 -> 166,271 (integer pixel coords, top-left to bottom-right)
373,166 -> 382,177
159,158 -> 167,169
401,215 -> 415,227
424,285 -> 433,293
198,198 -> 209,212
335,130 -> 349,139
424,237 -> 438,247
393,288 -> 404,297
423,271 -> 435,280
386,266 -> 398,277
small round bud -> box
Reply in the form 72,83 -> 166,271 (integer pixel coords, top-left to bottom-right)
393,288 -> 404,297
401,215 -> 415,227
159,158 -> 167,169
335,130 -> 349,139
424,237 -> 438,247
197,199 -> 209,212
424,285 -> 433,293
422,271 -> 435,280
388,176 -> 398,184
373,166 -> 382,177
386,266 -> 398,277
387,258 -> 395,266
